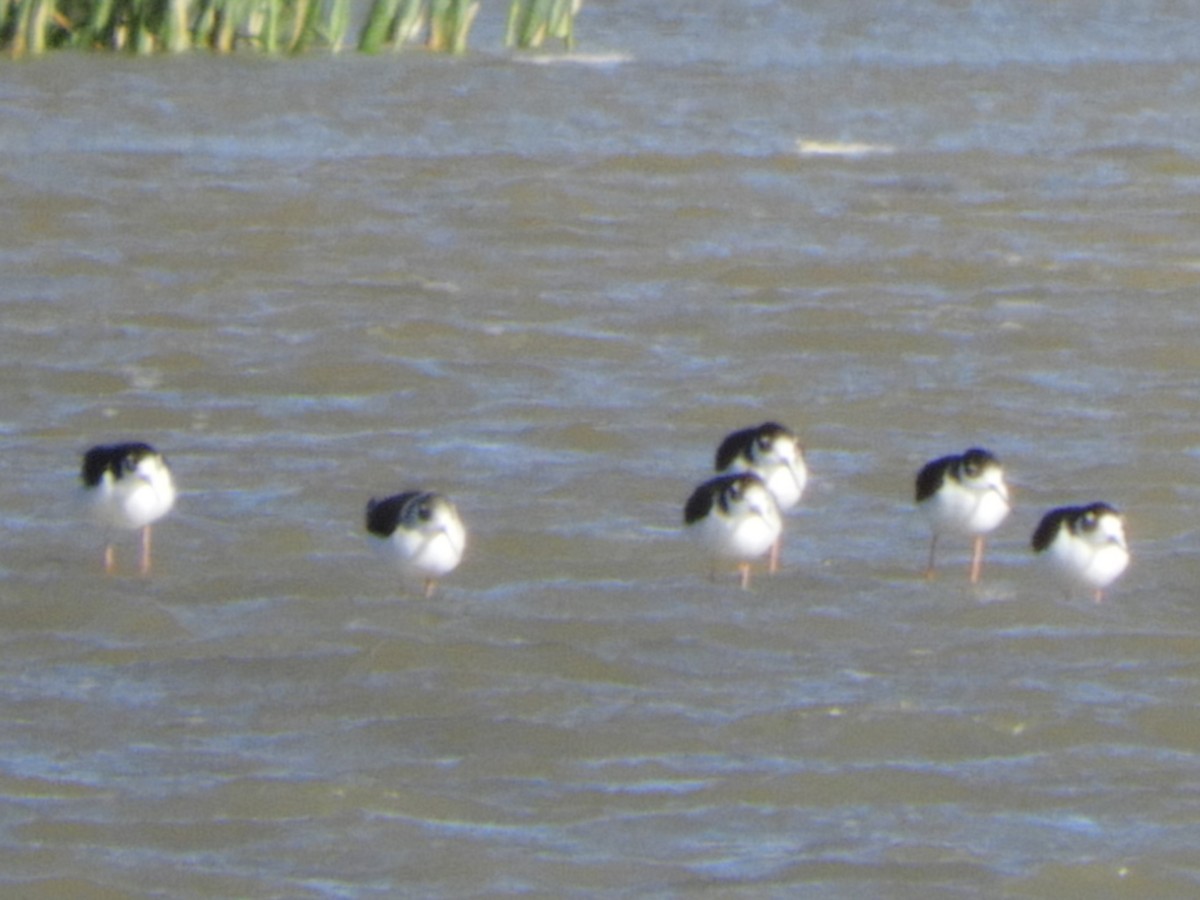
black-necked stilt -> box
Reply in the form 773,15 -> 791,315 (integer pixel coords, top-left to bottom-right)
1031,502 -> 1129,603
81,442 -> 176,575
915,447 -> 1011,584
684,472 -> 782,590
715,421 -> 807,573
366,490 -> 466,598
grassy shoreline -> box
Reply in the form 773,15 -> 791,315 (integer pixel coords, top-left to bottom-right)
2,0 -> 580,57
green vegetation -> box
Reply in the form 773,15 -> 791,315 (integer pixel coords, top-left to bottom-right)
1,0 -> 581,56
359,0 -> 477,54
505,0 -> 577,50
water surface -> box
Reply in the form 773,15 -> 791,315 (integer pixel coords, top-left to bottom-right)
3,1 -> 1200,896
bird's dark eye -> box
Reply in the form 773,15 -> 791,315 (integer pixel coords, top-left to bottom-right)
418,503 -> 433,521
1081,513 -> 1097,530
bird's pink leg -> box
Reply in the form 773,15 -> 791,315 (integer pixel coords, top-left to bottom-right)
923,535 -> 939,580
139,526 -> 153,576
969,535 -> 985,585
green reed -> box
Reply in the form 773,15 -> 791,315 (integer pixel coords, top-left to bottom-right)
358,0 -> 480,54
505,0 -> 577,49
7,0 -> 59,54
3,0 -> 580,56
429,0 -> 476,52
357,0 -> 411,53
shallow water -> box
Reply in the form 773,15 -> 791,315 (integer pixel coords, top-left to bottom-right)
3,1 -> 1200,896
